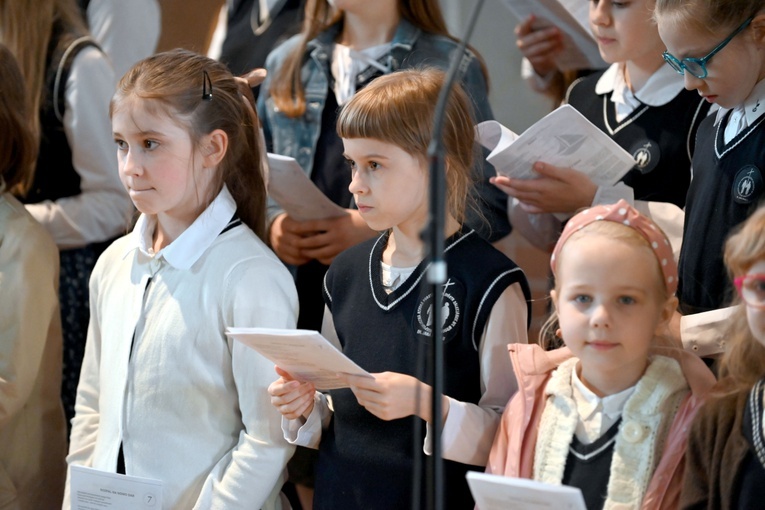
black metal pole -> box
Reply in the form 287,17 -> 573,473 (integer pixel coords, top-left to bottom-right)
423,2 -> 485,510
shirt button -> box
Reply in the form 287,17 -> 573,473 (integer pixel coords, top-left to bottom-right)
622,421 -> 645,443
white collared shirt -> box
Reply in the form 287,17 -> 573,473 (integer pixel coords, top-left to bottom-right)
571,368 -> 636,445
132,185 -> 238,269
716,78 -> 765,143
595,63 -> 687,122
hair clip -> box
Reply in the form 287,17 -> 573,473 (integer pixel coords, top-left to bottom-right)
202,70 -> 213,101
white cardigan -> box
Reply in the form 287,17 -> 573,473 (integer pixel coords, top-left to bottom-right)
0,191 -> 67,509
65,189 -> 299,509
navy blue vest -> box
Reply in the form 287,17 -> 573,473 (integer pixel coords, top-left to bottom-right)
678,113 -> 765,314
316,229 -> 531,509
567,70 -> 710,208
22,26 -> 98,204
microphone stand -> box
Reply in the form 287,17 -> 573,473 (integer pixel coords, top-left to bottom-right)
423,2 -> 485,509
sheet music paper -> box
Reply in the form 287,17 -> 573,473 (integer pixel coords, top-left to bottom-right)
467,472 -> 586,510
476,104 -> 635,187
266,153 -> 346,221
227,327 -> 372,390
499,0 -> 606,71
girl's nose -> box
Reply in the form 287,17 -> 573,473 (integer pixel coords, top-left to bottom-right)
590,1 -> 611,27
121,149 -> 141,176
683,72 -> 704,92
348,170 -> 367,195
590,304 -> 612,329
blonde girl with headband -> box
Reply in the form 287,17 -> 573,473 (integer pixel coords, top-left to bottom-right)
268,68 -> 531,509
65,49 -> 298,509
655,0 -> 765,357
681,206 -> 765,508
487,200 -> 715,509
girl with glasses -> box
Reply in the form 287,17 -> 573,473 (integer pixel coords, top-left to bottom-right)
655,0 -> 765,358
493,0 -> 710,255
680,205 -> 765,508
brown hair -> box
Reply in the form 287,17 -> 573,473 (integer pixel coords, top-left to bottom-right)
654,0 -> 763,34
0,44 -> 37,192
111,49 -> 268,240
336,67 -> 476,226
718,206 -> 765,389
0,0 -> 88,143
270,0 -> 486,118
540,220 -> 673,349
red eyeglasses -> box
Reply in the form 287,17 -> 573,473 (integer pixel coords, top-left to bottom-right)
734,274 -> 765,309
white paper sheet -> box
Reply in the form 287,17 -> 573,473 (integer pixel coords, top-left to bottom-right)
476,104 -> 635,187
500,0 -> 605,71
70,465 -> 163,510
467,472 -> 586,510
226,327 -> 371,390
266,153 -> 346,221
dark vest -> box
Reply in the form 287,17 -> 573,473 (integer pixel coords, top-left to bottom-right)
677,112 -> 765,314
562,418 -> 622,510
315,229 -> 531,510
567,70 -> 710,208
22,27 -> 98,204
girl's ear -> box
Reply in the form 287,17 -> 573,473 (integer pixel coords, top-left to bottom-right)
201,129 -> 228,168
550,289 -> 559,313
654,295 -> 678,335
750,13 -> 765,46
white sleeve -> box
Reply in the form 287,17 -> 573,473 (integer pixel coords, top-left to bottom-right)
25,47 -> 133,249
521,57 -> 559,94
680,307 -> 736,357
424,283 -> 529,466
87,0 -> 161,79
279,304 -> 338,448
194,258 -> 298,509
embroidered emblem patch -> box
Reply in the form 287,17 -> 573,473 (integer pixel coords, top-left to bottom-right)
630,140 -> 660,174
732,165 -> 763,205
414,278 -> 462,342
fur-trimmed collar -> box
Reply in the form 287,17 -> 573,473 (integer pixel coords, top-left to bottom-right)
534,356 -> 689,509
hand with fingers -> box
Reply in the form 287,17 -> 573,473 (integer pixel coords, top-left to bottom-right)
268,366 -> 317,421
516,14 -> 565,78
270,209 -> 377,267
490,161 -> 598,214
339,372 -> 449,424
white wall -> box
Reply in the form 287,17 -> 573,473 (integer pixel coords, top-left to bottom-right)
440,0 -> 553,132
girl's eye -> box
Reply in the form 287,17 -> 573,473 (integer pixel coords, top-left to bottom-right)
115,139 -> 127,150
573,295 -> 592,304
143,140 -> 158,150
369,161 -> 380,171
618,295 -> 636,305
345,158 -> 356,170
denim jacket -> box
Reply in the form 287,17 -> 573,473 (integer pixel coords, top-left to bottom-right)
257,18 -> 510,240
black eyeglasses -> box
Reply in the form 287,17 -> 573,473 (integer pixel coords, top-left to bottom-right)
662,16 -> 753,79
202,70 -> 213,101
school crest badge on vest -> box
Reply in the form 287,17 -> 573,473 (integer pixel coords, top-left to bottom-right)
413,278 -> 463,342
629,140 -> 660,174
732,165 -> 763,205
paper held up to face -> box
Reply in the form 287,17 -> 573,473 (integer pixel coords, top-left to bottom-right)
266,153 -> 346,221
499,0 -> 605,72
226,327 -> 371,390
466,472 -> 586,510
476,104 -> 635,187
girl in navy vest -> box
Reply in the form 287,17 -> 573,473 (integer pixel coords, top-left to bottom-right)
493,0 -> 709,257
268,68 -> 531,509
655,0 -> 765,357
680,206 -> 765,508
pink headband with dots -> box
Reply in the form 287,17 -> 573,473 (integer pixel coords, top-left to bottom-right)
550,199 -> 678,295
